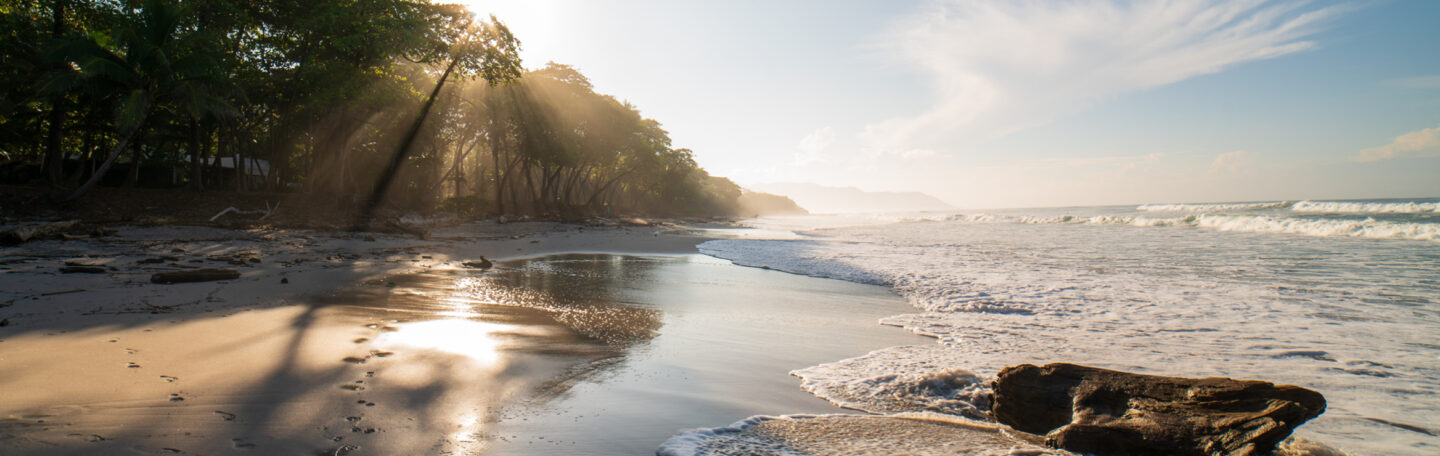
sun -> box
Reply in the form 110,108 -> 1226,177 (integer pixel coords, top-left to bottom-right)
452,0 -> 560,64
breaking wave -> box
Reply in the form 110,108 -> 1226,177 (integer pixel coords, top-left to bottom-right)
1291,200 -> 1440,214
923,212 -> 1440,242
1137,201 -> 1292,212
1196,214 -> 1440,241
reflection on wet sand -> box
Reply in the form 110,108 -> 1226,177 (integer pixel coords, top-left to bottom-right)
0,253 -> 925,455
0,254 -> 668,456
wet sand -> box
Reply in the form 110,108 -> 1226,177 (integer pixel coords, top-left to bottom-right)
0,222 -> 926,455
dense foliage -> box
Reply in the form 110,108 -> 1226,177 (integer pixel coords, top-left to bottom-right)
0,0 -> 747,217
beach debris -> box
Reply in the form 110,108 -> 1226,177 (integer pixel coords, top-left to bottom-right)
137,256 -> 180,264
59,265 -> 107,274
0,220 -> 78,245
207,252 -> 261,266
209,201 -> 278,222
991,363 -> 1326,456
462,256 -> 493,269
151,268 -> 241,284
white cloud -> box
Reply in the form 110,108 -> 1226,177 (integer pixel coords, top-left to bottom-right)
1354,124 -> 1440,162
862,0 -> 1341,156
796,126 -> 836,165
1209,150 -> 1254,174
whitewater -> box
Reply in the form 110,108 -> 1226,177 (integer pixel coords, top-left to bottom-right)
680,198 -> 1439,456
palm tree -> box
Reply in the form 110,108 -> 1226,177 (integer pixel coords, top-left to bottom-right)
53,0 -> 231,202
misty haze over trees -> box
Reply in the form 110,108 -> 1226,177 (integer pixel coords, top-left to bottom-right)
0,0 -> 795,219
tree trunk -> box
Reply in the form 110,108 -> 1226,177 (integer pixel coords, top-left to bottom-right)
354,59 -> 458,227
189,119 -> 203,190
42,0 -> 67,186
56,111 -> 147,201
491,128 -> 504,214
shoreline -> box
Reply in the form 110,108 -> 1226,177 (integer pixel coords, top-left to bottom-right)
0,219 -> 931,455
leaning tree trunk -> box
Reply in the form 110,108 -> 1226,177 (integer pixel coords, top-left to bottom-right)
56,111 -> 147,202
354,59 -> 459,229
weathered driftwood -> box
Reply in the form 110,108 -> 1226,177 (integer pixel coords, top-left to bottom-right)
136,256 -> 181,264
209,201 -> 279,222
991,363 -> 1326,456
1,220 -> 79,245
461,256 -> 493,269
59,266 -> 107,274
150,268 -> 241,284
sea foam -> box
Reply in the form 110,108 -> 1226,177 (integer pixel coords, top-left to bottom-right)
698,201 -> 1440,455
1291,200 -> 1440,214
1137,201 -> 1292,212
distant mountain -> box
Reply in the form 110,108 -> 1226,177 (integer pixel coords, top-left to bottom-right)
747,183 -> 953,214
736,190 -> 809,216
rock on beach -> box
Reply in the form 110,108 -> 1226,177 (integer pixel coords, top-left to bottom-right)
991,363 -> 1327,456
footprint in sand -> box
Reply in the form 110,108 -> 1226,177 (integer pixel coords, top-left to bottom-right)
356,400 -> 375,407
215,411 -> 237,421
169,393 -> 185,402
370,350 -> 394,358
231,438 -> 255,449
127,362 -> 141,368
160,375 -> 178,383
353,337 -> 369,344
341,356 -> 368,364
339,384 -> 366,391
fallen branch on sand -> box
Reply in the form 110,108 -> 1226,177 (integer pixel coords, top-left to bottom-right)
151,268 -> 241,284
40,288 -> 86,296
209,201 -> 280,222
1,220 -> 79,245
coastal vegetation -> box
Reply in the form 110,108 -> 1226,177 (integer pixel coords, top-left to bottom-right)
0,0 -> 778,219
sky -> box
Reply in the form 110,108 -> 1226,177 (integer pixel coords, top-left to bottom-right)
459,0 -> 1440,209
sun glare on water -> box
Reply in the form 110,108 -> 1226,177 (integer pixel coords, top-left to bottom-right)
374,319 -> 507,365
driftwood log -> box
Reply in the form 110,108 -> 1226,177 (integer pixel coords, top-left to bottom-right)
59,266 -> 107,274
991,363 -> 1326,456
1,220 -> 79,245
151,268 -> 241,284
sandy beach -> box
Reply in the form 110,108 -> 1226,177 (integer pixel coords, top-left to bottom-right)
0,220 -> 928,455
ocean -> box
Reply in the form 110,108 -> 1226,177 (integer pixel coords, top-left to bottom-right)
681,198 -> 1440,455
